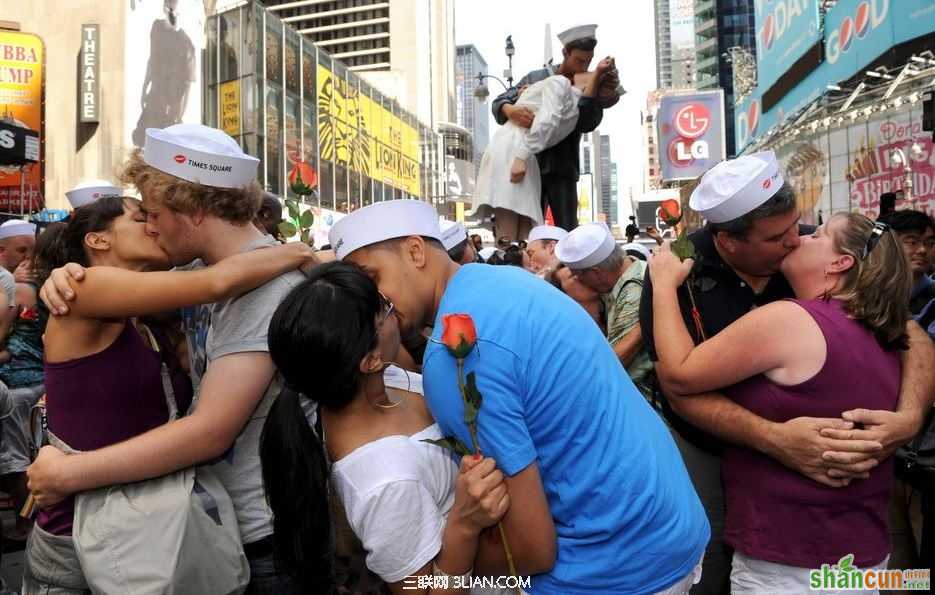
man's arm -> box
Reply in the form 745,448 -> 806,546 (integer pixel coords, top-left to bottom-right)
472,462 -> 556,576
491,73 -> 530,125
27,352 -> 274,506
821,320 -> 935,469
660,383 -> 870,488
612,323 -> 643,366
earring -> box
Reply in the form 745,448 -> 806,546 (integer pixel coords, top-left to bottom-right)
367,362 -> 411,410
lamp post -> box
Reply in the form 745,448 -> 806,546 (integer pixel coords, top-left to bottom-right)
504,35 -> 515,88
473,73 -> 510,102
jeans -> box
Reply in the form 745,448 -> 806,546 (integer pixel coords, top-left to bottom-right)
245,549 -> 302,595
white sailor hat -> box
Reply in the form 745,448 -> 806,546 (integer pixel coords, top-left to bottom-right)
0,219 -> 36,240
478,247 -> 497,262
689,151 -> 784,224
555,222 -> 615,269
622,242 -> 651,261
558,24 -> 598,47
329,200 -> 442,261
527,225 -> 569,243
66,179 -> 123,209
439,220 -> 468,251
143,123 -> 260,189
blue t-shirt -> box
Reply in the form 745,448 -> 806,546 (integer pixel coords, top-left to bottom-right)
423,265 -> 710,594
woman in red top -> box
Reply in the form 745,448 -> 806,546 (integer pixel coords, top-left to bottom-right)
650,213 -> 912,593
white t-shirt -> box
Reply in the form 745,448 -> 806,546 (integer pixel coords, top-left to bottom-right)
331,368 -> 508,593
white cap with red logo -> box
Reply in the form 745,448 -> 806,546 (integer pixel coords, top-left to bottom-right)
329,200 -> 442,261
689,151 -> 784,224
439,220 -> 468,251
555,222 -> 615,270
0,220 -> 36,240
66,179 -> 122,209
143,124 -> 260,189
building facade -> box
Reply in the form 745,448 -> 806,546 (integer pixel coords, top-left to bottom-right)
455,44 -> 489,166
694,0 -> 755,156
598,134 -> 614,225
655,0 -> 696,90
263,0 -> 457,129
206,1 -> 445,219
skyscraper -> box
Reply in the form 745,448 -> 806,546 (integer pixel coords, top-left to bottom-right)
598,134 -> 614,225
694,0 -> 755,156
455,44 -> 489,166
262,0 -> 457,127
654,0 -> 696,90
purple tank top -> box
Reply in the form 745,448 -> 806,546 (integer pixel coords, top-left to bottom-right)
722,298 -> 900,568
38,321 -> 194,536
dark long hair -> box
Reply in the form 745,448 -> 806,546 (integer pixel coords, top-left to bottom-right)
35,196 -> 129,278
261,261 -> 382,592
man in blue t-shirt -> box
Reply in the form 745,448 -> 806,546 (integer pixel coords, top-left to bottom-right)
330,200 -> 710,594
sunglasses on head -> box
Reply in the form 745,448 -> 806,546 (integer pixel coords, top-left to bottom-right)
861,221 -> 889,260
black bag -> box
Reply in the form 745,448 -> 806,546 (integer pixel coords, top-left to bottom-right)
895,409 -> 935,493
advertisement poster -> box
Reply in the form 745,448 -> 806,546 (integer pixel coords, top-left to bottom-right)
0,30 -> 44,213
125,0 -> 205,148
753,0 -> 820,92
657,90 -> 726,182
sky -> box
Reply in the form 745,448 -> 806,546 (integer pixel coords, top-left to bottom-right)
454,0 -> 657,221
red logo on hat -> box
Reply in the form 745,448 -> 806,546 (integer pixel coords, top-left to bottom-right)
92,192 -> 100,198
174,154 -> 187,164
762,178 -> 772,190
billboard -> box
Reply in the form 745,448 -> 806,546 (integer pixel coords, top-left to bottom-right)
657,90 -> 726,182
772,106 -> 934,220
316,64 -> 421,196
0,30 -> 44,213
754,0 -> 820,93
737,0 -> 935,152
125,0 -> 205,148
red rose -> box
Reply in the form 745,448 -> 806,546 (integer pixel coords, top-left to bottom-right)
19,307 -> 38,321
440,314 -> 477,359
288,161 -> 318,196
659,199 -> 681,226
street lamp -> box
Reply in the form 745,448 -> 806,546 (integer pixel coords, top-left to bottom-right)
504,35 -> 515,88
473,72 -> 510,102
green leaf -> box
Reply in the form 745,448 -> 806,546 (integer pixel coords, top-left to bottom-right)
278,221 -> 297,238
291,181 -> 313,196
286,199 -> 300,221
837,554 -> 854,572
465,372 -> 483,411
420,436 -> 471,457
300,210 -> 315,229
300,229 -> 310,245
671,233 -> 696,261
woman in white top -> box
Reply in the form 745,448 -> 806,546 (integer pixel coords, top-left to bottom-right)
260,261 -> 510,594
471,58 -> 617,241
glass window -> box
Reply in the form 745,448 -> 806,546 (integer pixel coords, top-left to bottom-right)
335,164 -> 349,212
285,31 -> 300,94
319,160 -> 334,211
219,10 -> 240,82
266,87 -> 283,194
285,95 -> 301,199
265,21 -> 282,84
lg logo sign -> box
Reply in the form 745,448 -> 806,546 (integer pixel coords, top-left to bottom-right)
826,0 -> 888,64
668,103 -> 712,167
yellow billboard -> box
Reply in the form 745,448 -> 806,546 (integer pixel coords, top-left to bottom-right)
317,64 -> 420,196
219,79 -> 240,137
0,30 -> 44,212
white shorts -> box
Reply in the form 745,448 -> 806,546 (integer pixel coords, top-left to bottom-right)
731,551 -> 890,595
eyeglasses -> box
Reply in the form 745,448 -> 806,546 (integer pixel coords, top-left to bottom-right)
376,291 -> 395,331
861,222 -> 890,260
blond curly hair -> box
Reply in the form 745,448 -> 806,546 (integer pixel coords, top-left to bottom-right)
119,149 -> 262,224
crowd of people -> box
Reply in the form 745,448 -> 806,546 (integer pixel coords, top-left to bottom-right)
0,21 -> 929,595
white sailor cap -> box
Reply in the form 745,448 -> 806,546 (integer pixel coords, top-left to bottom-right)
329,200 -> 442,261
689,151 -> 784,224
439,220 -> 468,251
557,24 -> 598,47
66,179 -> 123,209
143,124 -> 260,189
527,225 -> 569,243
478,247 -> 497,262
622,242 -> 651,261
555,222 -> 615,269
0,219 -> 36,240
